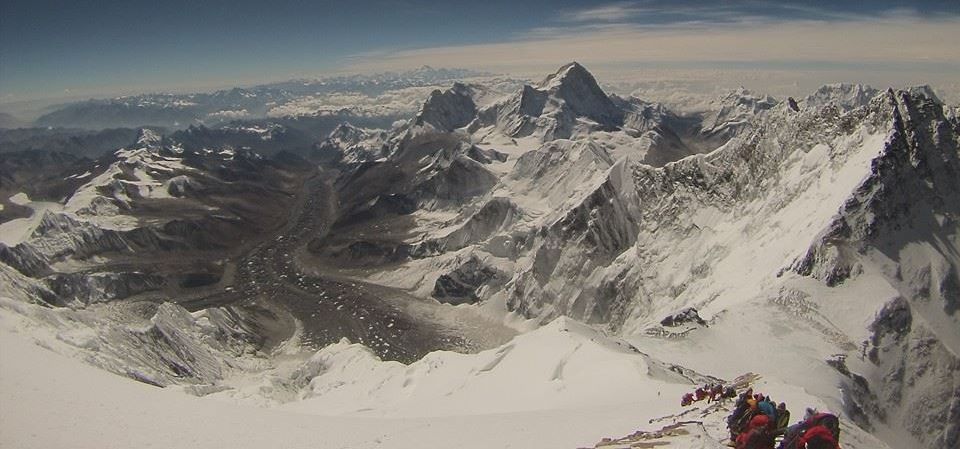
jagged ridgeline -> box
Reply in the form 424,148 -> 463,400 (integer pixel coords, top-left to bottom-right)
1,63 -> 957,449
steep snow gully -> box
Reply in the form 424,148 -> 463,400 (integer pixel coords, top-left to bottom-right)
1,63 -> 958,449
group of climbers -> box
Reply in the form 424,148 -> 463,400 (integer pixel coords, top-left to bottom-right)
722,388 -> 841,449
680,383 -> 737,406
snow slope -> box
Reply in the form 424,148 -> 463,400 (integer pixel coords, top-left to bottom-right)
1,312 -> 891,449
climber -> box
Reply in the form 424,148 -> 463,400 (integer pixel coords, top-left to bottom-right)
804,412 -> 840,442
710,384 -> 724,402
776,411 -> 840,449
727,387 -> 756,438
735,414 -> 776,449
757,397 -> 777,422
723,385 -> 738,399
728,393 -> 751,434
681,392 -> 695,406
797,424 -> 839,449
695,386 -> 708,402
739,388 -> 754,406
747,394 -> 760,412
775,402 -> 791,434
732,406 -> 761,440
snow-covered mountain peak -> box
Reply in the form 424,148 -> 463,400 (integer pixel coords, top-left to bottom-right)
413,82 -> 477,131
804,83 -> 880,112
135,128 -> 162,148
538,62 -> 591,90
467,62 -> 628,141
698,87 -> 778,140
904,84 -> 941,104
328,122 -> 367,141
537,62 -> 623,125
316,122 -> 387,164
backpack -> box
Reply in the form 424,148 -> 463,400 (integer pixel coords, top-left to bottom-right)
758,401 -> 777,422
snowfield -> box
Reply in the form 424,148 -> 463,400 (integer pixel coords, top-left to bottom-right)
0,311 -> 891,449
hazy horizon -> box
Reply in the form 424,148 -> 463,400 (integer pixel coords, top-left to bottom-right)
2,0 -> 959,118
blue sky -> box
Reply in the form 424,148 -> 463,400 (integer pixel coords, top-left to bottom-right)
1,0 -> 958,103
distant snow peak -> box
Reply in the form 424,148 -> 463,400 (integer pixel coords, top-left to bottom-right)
905,85 -> 941,104
804,83 -> 880,112
538,61 -> 623,125
699,87 -> 778,140
538,61 -> 592,90
468,62 -> 632,141
414,82 -> 477,132
329,122 -> 366,140
135,128 -> 162,148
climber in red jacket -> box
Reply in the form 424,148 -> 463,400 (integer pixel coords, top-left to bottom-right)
797,425 -> 839,449
735,414 -> 775,449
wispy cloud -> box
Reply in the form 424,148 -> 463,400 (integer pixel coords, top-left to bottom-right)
341,15 -> 960,74
556,1 -> 955,29
560,2 -> 649,23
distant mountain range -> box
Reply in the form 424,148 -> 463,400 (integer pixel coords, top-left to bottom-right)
30,67 -> 494,130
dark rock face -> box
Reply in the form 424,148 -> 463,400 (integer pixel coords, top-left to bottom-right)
432,256 -> 506,305
550,179 -> 638,258
414,83 -> 477,132
466,145 -> 508,164
862,295 -> 960,449
660,307 -> 708,327
439,197 -> 521,252
516,85 -> 549,117
46,271 -> 166,305
415,156 -> 498,202
868,297 -> 913,351
793,89 -> 960,287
